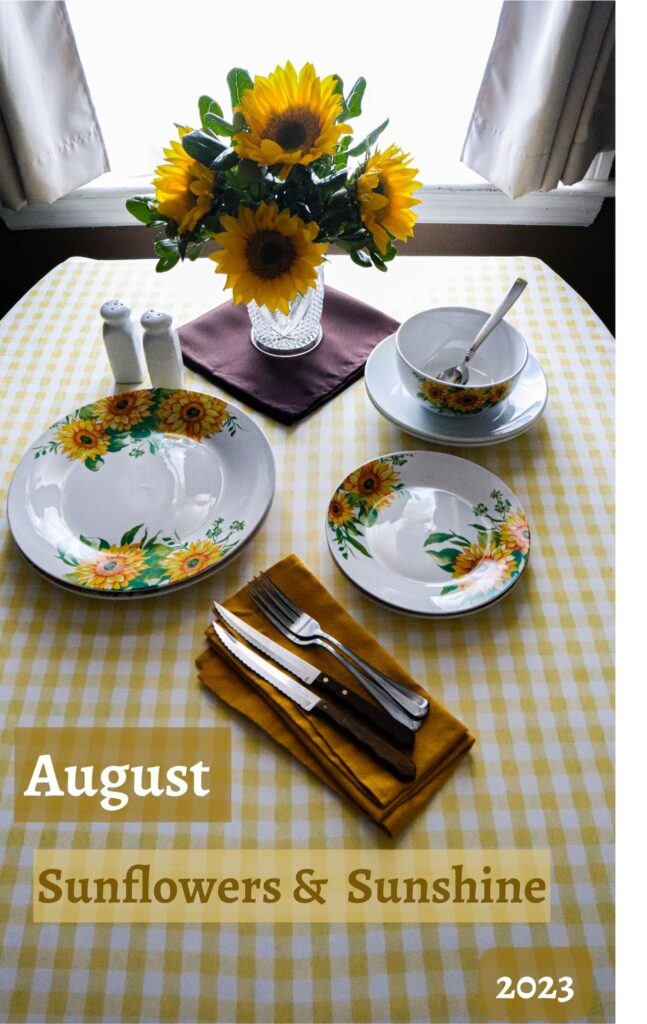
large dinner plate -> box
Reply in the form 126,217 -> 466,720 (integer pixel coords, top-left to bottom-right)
326,451 -> 530,616
8,388 -> 275,597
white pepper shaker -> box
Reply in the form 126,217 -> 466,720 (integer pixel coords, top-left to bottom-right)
141,309 -> 184,389
100,299 -> 145,385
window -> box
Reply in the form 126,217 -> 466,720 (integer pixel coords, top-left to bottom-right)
68,0 -> 501,185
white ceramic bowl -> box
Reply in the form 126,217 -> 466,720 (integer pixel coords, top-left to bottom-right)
395,307 -> 528,416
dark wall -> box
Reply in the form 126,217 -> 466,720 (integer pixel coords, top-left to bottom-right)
0,199 -> 614,332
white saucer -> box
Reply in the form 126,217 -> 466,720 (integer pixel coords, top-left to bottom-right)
365,334 -> 548,446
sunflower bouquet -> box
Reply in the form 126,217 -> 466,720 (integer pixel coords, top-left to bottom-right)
128,62 -> 421,315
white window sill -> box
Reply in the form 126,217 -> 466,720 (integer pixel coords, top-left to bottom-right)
0,174 -> 614,230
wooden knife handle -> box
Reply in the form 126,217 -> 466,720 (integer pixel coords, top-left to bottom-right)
314,699 -> 417,782
312,671 -> 415,751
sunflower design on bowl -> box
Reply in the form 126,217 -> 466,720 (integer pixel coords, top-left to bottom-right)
414,373 -> 513,416
33,389 -> 239,471
327,453 -> 412,559
425,489 -> 530,602
56,518 -> 245,592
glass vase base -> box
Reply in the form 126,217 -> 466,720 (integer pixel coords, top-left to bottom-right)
250,324 -> 323,358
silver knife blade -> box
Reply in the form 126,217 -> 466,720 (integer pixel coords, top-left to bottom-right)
213,602 -> 320,684
213,622 -> 320,713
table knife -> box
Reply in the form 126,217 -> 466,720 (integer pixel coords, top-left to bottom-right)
213,622 -> 416,782
213,602 -> 415,751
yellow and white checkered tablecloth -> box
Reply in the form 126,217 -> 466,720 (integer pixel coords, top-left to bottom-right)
0,255 -> 613,1023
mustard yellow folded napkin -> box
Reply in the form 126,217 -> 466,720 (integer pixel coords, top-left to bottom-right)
197,554 -> 475,836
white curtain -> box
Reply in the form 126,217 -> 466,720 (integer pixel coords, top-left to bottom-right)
461,0 -> 615,198
0,1 -> 109,210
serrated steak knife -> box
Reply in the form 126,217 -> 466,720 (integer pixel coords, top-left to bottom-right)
212,621 -> 416,782
213,602 -> 415,751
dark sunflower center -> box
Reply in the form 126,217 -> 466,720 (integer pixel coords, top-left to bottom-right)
187,557 -> 200,568
116,398 -> 130,410
245,230 -> 296,279
102,560 -> 118,571
266,107 -> 321,152
80,435 -> 93,445
185,405 -> 202,419
362,478 -> 376,492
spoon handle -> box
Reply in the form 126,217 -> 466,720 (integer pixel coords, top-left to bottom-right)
466,278 -> 527,362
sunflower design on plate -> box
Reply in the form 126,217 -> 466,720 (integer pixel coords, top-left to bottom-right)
328,454 -> 412,559
157,390 -> 229,441
54,418 -> 110,464
327,491 -> 355,528
499,510 -> 531,555
66,544 -> 147,591
450,541 -> 517,595
425,489 -> 530,601
163,540 -> 225,583
153,126 -> 216,235
94,390 -> 153,431
56,518 -> 246,592
342,459 -> 400,509
233,61 -> 351,173
357,145 -> 422,254
210,201 -> 328,315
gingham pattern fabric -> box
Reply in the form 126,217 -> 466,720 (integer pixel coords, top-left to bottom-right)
0,256 -> 614,1024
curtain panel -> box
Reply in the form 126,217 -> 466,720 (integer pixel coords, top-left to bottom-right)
0,1 -> 109,210
461,0 -> 615,198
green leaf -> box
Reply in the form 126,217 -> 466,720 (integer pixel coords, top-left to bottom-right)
227,67 -> 253,109
154,238 -> 179,258
204,112 -> 235,137
211,147 -> 239,171
107,435 -> 128,452
340,77 -> 366,120
369,249 -> 388,271
346,535 -> 372,558
350,248 -> 372,268
424,532 -> 456,545
430,547 -> 459,566
84,456 -> 104,471
331,74 -> 344,97
126,197 -> 156,225
156,254 -> 180,273
129,425 -> 152,439
181,129 -> 226,164
198,94 -> 223,125
76,405 -> 96,420
347,119 -> 389,157
120,524 -> 144,546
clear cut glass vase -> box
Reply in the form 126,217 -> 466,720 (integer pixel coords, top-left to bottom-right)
247,266 -> 324,357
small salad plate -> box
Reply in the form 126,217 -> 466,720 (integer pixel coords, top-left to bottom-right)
365,334 -> 548,446
8,388 -> 275,597
326,451 -> 530,616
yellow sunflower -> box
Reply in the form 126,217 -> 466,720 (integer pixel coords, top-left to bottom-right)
499,511 -> 531,555
68,545 -> 146,591
419,379 -> 448,405
210,201 -> 328,314
342,460 -> 399,508
328,491 -> 355,527
357,145 -> 422,254
233,61 -> 351,173
164,540 -> 224,583
55,419 -> 109,462
153,126 -> 216,234
447,388 -> 487,413
157,391 -> 228,441
451,542 -> 516,594
93,390 -> 153,431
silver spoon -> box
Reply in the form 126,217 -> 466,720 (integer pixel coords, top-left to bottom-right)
436,277 -> 528,384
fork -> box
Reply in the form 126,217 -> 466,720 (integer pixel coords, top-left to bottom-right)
247,580 -> 422,733
255,572 -> 429,718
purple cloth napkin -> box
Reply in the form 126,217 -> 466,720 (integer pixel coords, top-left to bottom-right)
178,285 -> 400,425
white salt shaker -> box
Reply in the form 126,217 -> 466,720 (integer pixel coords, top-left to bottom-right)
100,299 -> 145,385
141,309 -> 184,389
